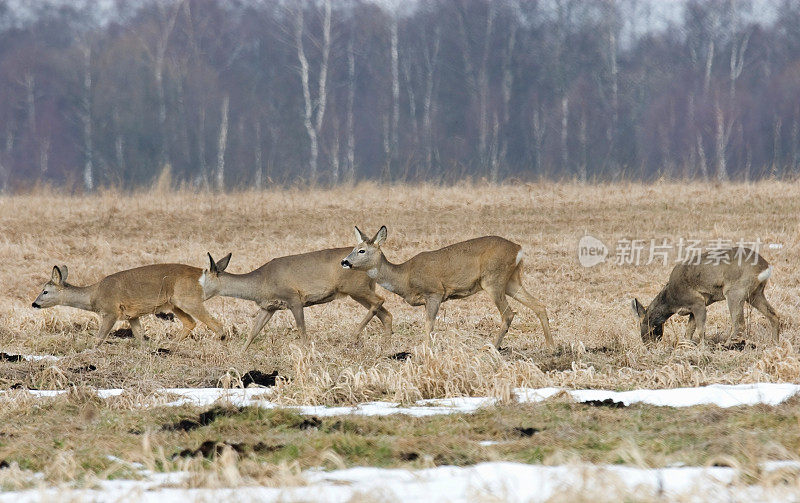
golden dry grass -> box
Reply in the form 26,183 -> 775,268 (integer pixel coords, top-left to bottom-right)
1,182 -> 799,403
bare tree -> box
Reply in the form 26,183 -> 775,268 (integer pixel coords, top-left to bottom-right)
456,0 -> 496,172
345,31 -> 356,183
491,8 -> 517,182
295,0 -> 331,184
421,25 -> 440,177
79,44 -> 94,191
389,13 -> 400,168
112,106 -> 125,180
39,138 -> 49,177
0,125 -> 12,192
713,96 -> 732,181
254,118 -> 263,189
530,105 -> 546,177
330,119 -> 340,185
604,0 -> 620,173
771,114 -> 782,177
215,94 -> 229,191
401,54 -> 418,156
792,106 -> 799,174
137,0 -> 182,169
715,0 -> 750,181
554,0 -> 573,174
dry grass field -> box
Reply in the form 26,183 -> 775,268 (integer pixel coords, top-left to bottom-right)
2,182 -> 799,398
1,182 -> 800,487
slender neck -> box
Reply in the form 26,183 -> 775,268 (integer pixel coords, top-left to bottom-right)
370,253 -> 410,296
648,290 -> 676,324
60,283 -> 96,312
215,271 -> 264,302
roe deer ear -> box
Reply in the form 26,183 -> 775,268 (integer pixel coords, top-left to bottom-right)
51,265 -> 64,285
373,225 -> 387,246
207,252 -> 218,274
216,253 -> 232,272
354,226 -> 369,243
631,298 -> 646,319
60,265 -> 68,283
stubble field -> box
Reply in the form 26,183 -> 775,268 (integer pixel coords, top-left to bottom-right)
0,182 -> 799,493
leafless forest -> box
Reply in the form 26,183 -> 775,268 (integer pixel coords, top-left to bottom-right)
0,0 -> 797,191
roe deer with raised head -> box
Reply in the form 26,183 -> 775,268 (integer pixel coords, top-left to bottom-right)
32,264 -> 224,345
631,247 -> 779,343
202,251 -> 393,350
340,226 -> 553,348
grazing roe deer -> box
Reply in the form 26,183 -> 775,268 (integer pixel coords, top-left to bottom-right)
202,251 -> 393,350
632,248 -> 780,344
340,226 -> 553,348
32,264 -> 224,345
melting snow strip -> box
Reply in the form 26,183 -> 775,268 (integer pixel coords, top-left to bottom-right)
1,461 -> 799,503
1,383 -> 799,415
0,352 -> 60,362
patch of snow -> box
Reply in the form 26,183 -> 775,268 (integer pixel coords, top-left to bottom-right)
2,383 -> 798,416
515,383 -> 800,409
1,461 -> 799,503
20,354 -> 60,362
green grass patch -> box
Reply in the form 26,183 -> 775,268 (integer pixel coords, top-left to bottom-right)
0,395 -> 799,479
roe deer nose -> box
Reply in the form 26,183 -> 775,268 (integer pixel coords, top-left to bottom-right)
341,260 -> 351,268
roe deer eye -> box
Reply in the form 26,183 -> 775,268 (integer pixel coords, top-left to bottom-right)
43,290 -> 49,295
358,249 -> 365,254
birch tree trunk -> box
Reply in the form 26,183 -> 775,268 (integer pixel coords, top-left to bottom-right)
578,112 -> 587,182
254,118 -> 263,189
687,93 -> 696,178
422,26 -> 440,176
80,45 -> 94,191
791,108 -> 799,174
295,0 -> 331,185
113,106 -> 125,180
315,0 -> 331,183
389,14 -> 400,166
531,106 -> 545,177
23,73 -> 35,135
607,11 -> 619,172
296,6 -> 317,184
703,39 -> 714,96
714,97 -> 729,182
382,113 -> 390,181
772,114 -> 782,177
561,96 -> 569,173
331,121 -> 340,185
215,94 -> 229,192
345,33 -> 356,183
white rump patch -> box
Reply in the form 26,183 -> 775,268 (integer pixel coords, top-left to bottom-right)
758,266 -> 772,283
198,271 -> 208,290
515,249 -> 524,265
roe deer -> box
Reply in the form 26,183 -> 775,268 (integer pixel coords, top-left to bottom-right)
631,247 -> 779,344
340,226 -> 553,348
32,264 -> 224,345
202,251 -> 393,350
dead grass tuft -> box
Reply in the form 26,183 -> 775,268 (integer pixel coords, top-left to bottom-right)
749,340 -> 800,381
